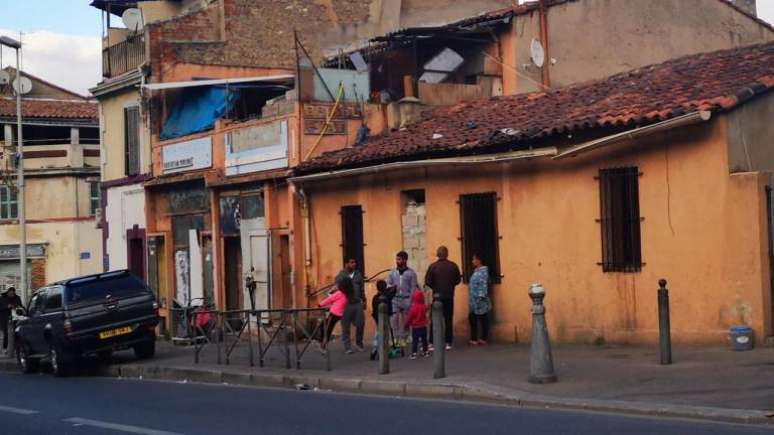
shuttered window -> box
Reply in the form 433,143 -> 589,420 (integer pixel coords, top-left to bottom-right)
0,186 -> 18,220
459,192 -> 500,283
598,167 -> 642,272
341,205 -> 365,275
124,106 -> 140,176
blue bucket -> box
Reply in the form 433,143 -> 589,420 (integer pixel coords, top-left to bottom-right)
729,326 -> 753,351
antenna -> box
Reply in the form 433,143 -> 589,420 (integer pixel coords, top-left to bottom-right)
530,38 -> 545,68
12,75 -> 32,95
122,8 -> 144,33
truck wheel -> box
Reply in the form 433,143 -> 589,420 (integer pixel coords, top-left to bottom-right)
49,345 -> 69,377
16,343 -> 38,374
133,340 -> 155,360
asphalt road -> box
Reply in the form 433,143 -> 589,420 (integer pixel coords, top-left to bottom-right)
0,372 -> 771,435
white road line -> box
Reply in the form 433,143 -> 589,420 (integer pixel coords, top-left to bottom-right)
0,405 -> 39,415
63,417 -> 184,435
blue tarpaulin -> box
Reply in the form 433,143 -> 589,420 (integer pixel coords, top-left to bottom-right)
160,86 -> 238,140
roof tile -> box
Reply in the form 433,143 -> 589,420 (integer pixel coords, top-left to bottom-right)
0,98 -> 98,122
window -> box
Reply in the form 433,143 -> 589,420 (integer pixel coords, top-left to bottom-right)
45,287 -> 62,311
124,106 -> 140,176
0,186 -> 18,220
28,291 -> 46,316
341,205 -> 365,274
89,181 -> 101,217
598,167 -> 642,272
459,192 -> 500,283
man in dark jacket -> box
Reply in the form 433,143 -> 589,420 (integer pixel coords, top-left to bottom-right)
0,287 -> 23,354
425,246 -> 461,350
336,258 -> 366,353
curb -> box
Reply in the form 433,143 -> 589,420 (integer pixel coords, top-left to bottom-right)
0,358 -> 771,425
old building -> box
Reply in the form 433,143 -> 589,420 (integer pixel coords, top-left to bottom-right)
0,68 -> 102,295
293,42 -> 774,345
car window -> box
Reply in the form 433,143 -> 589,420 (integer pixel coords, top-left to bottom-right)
44,287 -> 63,311
28,291 -> 46,316
65,273 -> 149,305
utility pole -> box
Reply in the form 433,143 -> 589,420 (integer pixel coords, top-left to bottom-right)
0,36 -> 25,301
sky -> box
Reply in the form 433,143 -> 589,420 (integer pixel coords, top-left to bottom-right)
0,0 -> 772,96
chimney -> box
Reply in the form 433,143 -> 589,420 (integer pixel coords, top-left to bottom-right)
728,0 -> 757,16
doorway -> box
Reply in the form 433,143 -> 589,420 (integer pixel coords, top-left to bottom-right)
766,186 -> 774,332
127,225 -> 146,281
224,236 -> 242,312
279,235 -> 292,309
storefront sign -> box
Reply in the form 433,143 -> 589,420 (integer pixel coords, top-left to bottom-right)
162,136 -> 212,174
0,244 -> 46,260
225,120 -> 288,176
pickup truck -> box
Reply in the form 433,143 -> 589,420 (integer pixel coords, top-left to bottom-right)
14,270 -> 159,376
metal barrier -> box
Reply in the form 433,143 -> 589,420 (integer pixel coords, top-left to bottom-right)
171,306 -> 332,371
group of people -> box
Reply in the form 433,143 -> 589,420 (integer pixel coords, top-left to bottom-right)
318,246 -> 492,359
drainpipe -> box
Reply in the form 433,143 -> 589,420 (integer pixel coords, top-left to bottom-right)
538,0 -> 551,88
296,186 -> 313,306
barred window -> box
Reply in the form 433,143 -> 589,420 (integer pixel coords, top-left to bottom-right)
341,205 -> 365,275
598,167 -> 642,272
89,181 -> 101,216
459,192 -> 501,283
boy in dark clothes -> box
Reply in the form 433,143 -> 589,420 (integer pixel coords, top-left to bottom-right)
370,280 -> 396,360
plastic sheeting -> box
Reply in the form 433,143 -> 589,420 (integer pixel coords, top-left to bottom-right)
160,86 -> 238,140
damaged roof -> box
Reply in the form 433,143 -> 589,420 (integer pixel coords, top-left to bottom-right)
298,41 -> 774,174
0,99 -> 98,123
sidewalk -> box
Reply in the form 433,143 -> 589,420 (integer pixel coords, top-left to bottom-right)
3,339 -> 774,424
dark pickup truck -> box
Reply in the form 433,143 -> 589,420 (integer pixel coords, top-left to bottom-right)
14,270 -> 159,376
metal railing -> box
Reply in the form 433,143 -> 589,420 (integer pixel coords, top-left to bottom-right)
102,33 -> 145,78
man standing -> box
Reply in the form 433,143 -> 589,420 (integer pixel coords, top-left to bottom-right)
0,287 -> 23,356
386,251 -> 419,346
425,246 -> 461,350
336,258 -> 365,354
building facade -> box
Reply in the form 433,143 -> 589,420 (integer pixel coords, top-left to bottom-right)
0,68 -> 102,299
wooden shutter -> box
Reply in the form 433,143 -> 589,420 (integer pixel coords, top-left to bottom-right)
124,106 -> 140,176
598,167 -> 642,272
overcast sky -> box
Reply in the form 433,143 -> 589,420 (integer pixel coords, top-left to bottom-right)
0,0 -> 772,96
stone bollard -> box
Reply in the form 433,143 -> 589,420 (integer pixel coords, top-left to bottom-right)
528,283 -> 557,384
432,299 -> 445,379
378,300 -> 389,375
658,279 -> 672,365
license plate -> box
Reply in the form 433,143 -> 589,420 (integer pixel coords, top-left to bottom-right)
99,326 -> 132,340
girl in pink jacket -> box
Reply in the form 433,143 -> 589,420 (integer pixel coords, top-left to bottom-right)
319,277 -> 353,351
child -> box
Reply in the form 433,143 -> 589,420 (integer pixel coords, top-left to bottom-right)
405,289 -> 429,359
319,277 -> 353,352
370,279 -> 395,360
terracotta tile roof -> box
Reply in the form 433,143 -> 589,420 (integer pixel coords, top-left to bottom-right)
298,41 -> 774,174
0,98 -> 98,122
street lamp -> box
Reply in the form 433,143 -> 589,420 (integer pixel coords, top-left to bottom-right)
0,35 -> 26,302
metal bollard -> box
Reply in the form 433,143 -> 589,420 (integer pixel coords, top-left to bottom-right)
378,301 -> 389,375
432,299 -> 445,379
528,283 -> 557,384
658,279 -> 672,365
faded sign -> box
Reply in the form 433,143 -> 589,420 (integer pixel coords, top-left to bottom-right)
162,136 -> 212,174
313,68 -> 370,103
225,120 -> 288,176
174,249 -> 189,305
303,104 -> 362,119
0,244 -> 46,260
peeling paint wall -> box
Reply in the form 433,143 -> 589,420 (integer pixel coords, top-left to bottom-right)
304,116 -> 772,344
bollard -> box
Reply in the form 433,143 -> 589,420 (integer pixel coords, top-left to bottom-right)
378,300 -> 389,375
432,299 -> 445,379
658,279 -> 672,365
528,283 -> 557,384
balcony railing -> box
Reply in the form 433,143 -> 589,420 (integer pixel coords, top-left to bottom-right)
102,33 -> 145,78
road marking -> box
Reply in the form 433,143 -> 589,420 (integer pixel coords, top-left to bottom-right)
63,417 -> 183,435
0,405 -> 39,415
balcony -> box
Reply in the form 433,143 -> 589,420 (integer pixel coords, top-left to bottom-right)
102,33 -> 145,79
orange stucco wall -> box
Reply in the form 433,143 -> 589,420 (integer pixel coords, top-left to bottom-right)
302,117 -> 773,345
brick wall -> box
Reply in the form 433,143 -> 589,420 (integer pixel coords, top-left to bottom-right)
30,259 -> 46,290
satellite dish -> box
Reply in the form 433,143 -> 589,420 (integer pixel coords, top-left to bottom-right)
0,70 -> 9,86
122,8 -> 144,32
530,38 -> 545,68
12,76 -> 32,95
